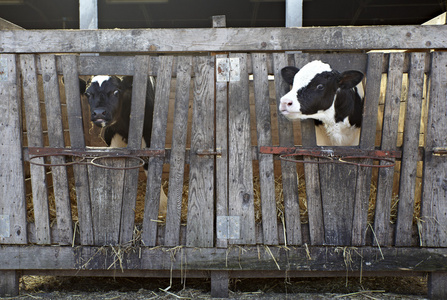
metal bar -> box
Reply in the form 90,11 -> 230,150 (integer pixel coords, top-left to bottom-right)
259,146 -> 402,159
27,146 -> 165,157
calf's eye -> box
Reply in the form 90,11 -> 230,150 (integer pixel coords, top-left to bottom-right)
317,84 -> 324,90
113,90 -> 119,96
85,92 -> 91,98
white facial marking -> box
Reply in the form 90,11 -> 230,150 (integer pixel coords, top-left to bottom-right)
91,75 -> 111,87
279,61 -> 332,119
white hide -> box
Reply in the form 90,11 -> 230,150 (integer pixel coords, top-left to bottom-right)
91,75 -> 112,87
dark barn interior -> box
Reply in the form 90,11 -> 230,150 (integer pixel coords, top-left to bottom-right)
0,0 -> 446,29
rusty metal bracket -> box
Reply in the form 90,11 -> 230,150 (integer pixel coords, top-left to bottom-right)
27,147 -> 165,170
260,146 -> 400,168
433,147 -> 447,156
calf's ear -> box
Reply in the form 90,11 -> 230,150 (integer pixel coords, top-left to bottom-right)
339,70 -> 364,89
281,66 -> 299,85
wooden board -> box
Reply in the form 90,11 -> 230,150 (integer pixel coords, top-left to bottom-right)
141,55 -> 173,246
272,53 -> 302,246
164,56 -> 192,246
19,54 -> 51,245
40,54 -> 73,245
215,54 -> 229,248
0,54 -> 27,244
185,56 -> 215,247
2,26 -> 447,53
395,52 -> 427,247
119,55 -> 150,245
252,53 -> 278,245
351,52 -> 384,246
61,55 -> 94,245
292,53 -> 323,246
228,53 -> 256,245
421,51 -> 447,247
373,52 -> 405,246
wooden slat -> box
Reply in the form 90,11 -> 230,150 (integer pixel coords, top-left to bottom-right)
88,159 -> 125,245
228,53 -> 256,245
0,54 -> 27,244
20,54 -> 51,245
185,56 -> 215,247
252,53 -> 278,245
421,51 -> 447,247
164,56 -> 192,246
215,54 -> 229,248
2,26 -> 447,53
351,52 -> 384,246
40,54 -> 73,245
373,52 -> 405,246
395,52 -> 427,247
293,53 -> 323,245
141,55 -> 173,246
61,54 -> 94,245
273,53 -> 302,246
119,55 -> 150,245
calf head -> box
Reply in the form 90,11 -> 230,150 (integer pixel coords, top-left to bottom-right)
82,75 -> 132,128
279,60 -> 364,122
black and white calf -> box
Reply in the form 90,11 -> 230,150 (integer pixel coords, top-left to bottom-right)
81,75 -> 167,215
279,60 -> 364,146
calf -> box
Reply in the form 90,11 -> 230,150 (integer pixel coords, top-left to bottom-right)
81,75 -> 167,215
279,60 -> 364,146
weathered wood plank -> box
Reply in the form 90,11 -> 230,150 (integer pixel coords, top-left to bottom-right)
40,54 -> 73,245
141,55 -> 173,246
1,245 -> 447,273
211,271 -> 229,298
61,55 -> 94,245
421,51 -> 447,247
273,53 -> 302,246
292,53 -> 323,246
428,272 -> 447,299
88,159 -> 125,245
351,52 -> 384,246
228,53 -> 256,245
185,56 -> 215,248
20,54 -> 51,245
395,52 -> 427,247
0,54 -> 27,244
119,56 -> 150,245
373,52 -> 405,246
1,26 -> 447,53
164,56 -> 192,246
252,53 -> 278,245
0,270 -> 19,297
215,54 -> 229,248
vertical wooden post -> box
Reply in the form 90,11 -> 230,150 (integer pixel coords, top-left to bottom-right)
211,270 -> 229,298
0,270 -> 19,297
428,272 -> 447,299
79,0 -> 98,30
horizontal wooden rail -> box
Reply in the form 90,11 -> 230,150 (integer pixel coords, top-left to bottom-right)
0,25 -> 446,53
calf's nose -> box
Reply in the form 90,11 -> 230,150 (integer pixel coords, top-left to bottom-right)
92,108 -> 107,119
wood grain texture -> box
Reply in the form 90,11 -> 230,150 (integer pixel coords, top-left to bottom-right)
186,56 -> 215,247
373,52 -> 405,246
421,51 -> 447,247
252,53 -> 278,245
164,56 -> 192,246
1,26 -> 447,53
61,55 -> 94,245
351,53 -> 384,246
395,52 -> 426,247
273,53 -> 302,246
215,54 -> 229,248
40,54 -> 73,245
293,53 -> 323,246
228,53 -> 256,245
142,56 -> 173,246
20,54 -> 51,245
119,55 -> 150,245
0,54 -> 27,244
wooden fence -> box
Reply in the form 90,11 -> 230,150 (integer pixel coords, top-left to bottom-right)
1,24 -> 447,298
